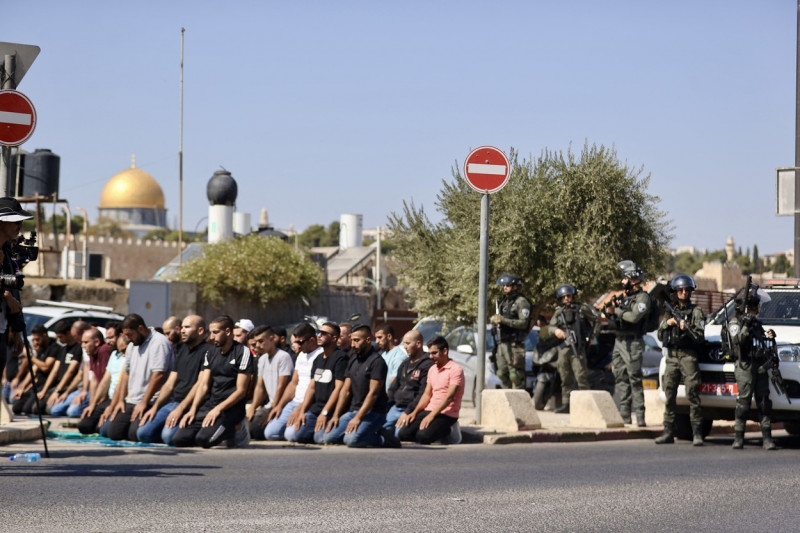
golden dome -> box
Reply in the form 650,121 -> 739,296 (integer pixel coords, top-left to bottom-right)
99,155 -> 166,209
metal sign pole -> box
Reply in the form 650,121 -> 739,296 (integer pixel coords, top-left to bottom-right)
476,191 -> 489,424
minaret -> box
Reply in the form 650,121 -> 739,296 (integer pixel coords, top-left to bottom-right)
725,236 -> 735,262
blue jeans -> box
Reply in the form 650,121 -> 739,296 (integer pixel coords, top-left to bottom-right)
383,404 -> 407,437
50,390 -> 89,417
285,411 -> 318,443
136,401 -> 179,444
263,400 -> 299,440
321,410 -> 385,447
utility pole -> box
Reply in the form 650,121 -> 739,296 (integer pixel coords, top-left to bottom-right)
795,0 -> 800,278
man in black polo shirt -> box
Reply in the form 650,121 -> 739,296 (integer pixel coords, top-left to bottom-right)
137,314 -> 211,445
287,322 -> 348,444
321,324 -> 388,447
45,321 -> 85,414
173,315 -> 255,448
385,330 -> 434,436
11,325 -> 61,415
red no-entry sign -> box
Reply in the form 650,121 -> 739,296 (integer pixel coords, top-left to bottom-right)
463,146 -> 510,194
0,90 -> 37,146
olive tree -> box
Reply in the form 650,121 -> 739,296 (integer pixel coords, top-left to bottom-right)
176,234 -> 325,306
388,143 -> 671,323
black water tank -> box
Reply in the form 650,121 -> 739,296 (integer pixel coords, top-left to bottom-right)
206,169 -> 237,206
21,148 -> 60,197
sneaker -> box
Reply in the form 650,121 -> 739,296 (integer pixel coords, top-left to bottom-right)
380,427 -> 401,448
553,404 -> 570,414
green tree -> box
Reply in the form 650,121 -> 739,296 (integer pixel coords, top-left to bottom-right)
86,217 -> 135,238
176,234 -> 324,306
388,143 -> 671,323
753,244 -> 760,273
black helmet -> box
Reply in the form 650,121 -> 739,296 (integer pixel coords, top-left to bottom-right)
497,273 -> 523,286
669,274 -> 696,292
556,284 -> 577,299
618,260 -> 644,280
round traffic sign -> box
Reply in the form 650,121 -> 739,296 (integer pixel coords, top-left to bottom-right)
463,146 -> 510,194
0,90 -> 37,146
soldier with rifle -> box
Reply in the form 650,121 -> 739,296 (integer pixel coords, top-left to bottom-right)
654,274 -> 706,446
723,277 -> 779,450
490,274 -> 532,389
540,284 -> 599,414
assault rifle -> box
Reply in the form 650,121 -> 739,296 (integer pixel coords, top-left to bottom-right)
766,337 -> 791,405
662,300 -> 704,345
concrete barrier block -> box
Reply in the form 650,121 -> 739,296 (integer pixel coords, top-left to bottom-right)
644,389 -> 665,426
481,389 -> 541,432
569,390 -> 625,428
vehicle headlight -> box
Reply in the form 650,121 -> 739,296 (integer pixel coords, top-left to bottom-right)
777,345 -> 800,362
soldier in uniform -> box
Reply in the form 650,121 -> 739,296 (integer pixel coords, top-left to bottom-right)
605,260 -> 651,427
490,274 -> 531,389
541,284 -> 599,414
655,274 -> 706,446
724,284 -> 778,450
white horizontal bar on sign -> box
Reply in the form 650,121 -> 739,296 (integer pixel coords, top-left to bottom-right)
0,111 -> 32,125
467,163 -> 506,175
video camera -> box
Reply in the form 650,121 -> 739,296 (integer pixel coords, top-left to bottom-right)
2,230 -> 38,290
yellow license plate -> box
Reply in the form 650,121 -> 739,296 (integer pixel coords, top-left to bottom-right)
642,379 -> 658,390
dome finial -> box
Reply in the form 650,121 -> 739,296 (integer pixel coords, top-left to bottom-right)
131,154 -> 136,168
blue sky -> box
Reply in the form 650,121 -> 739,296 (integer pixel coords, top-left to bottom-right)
4,1 -> 796,255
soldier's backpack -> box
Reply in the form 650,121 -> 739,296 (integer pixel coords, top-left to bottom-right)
642,293 -> 661,333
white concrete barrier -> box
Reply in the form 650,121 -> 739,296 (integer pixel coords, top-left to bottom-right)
569,390 -> 625,428
0,397 -> 14,425
481,389 -> 541,432
644,389 -> 665,426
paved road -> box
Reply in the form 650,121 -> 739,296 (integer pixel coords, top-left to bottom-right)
1,433 -> 798,532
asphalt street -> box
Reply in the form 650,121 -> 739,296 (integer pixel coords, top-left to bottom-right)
1,433 -> 799,532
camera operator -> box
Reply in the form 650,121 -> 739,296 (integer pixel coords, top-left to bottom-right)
0,197 -> 34,382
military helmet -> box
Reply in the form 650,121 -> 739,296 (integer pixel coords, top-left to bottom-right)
496,273 -> 523,286
618,260 -> 644,280
669,274 -> 696,292
555,284 -> 577,299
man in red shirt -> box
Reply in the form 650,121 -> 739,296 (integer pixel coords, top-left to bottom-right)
397,335 -> 464,445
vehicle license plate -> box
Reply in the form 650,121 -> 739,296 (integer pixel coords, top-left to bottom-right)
642,379 -> 658,390
699,383 -> 738,395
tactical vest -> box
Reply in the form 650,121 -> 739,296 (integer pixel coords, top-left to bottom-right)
499,293 -> 529,343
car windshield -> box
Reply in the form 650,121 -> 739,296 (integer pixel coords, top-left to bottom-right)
709,290 -> 800,326
23,313 -> 51,332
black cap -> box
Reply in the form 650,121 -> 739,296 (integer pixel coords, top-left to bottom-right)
0,197 -> 33,222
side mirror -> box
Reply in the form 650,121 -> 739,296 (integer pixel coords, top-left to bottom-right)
456,344 -> 474,355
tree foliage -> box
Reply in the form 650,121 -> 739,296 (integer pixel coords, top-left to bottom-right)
176,234 -> 325,306
297,221 -> 340,249
388,143 -> 671,323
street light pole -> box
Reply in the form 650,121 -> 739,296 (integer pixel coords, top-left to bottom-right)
795,0 -> 800,277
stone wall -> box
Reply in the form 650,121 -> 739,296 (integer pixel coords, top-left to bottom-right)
24,233 -> 186,281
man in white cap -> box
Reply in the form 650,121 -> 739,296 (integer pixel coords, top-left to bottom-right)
233,319 -> 255,344
0,197 -> 34,384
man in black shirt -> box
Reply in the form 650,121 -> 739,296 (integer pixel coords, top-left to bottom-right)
173,315 -> 255,448
385,330 -> 434,435
321,324 -> 388,447
12,325 -> 60,415
46,321 -> 87,415
137,315 -> 211,445
287,322 -> 348,444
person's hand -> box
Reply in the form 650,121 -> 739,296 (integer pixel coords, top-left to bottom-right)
179,410 -> 195,429
314,413 -> 328,432
245,404 -> 254,421
666,317 -> 678,327
71,390 -> 87,405
165,406 -> 184,429
130,401 -> 148,421
490,314 -> 504,326
139,406 -> 157,425
554,328 -> 566,340
345,415 -> 361,434
3,290 -> 21,315
202,407 -> 221,427
99,404 -> 113,426
420,412 -> 435,430
395,413 -> 410,428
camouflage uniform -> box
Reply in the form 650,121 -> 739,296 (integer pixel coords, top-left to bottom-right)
543,302 -> 599,407
658,302 -> 705,430
725,314 -> 778,449
611,289 -> 651,424
495,291 -> 531,389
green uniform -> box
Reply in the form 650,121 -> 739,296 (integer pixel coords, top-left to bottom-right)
543,302 -> 599,406
725,316 -> 777,433
496,291 -> 531,389
611,289 -> 651,423
658,302 -> 705,428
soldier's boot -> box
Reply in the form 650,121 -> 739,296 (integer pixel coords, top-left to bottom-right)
692,425 -> 704,447
762,428 -> 777,451
621,413 -> 632,425
654,423 -> 674,444
732,431 -> 745,449
635,411 -> 646,428
554,404 -> 570,414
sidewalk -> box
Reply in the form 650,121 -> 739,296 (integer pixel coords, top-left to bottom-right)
457,404 -> 751,445
0,409 -> 753,447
